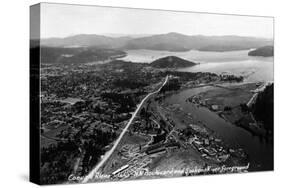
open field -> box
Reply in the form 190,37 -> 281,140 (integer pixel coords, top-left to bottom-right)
187,83 -> 270,136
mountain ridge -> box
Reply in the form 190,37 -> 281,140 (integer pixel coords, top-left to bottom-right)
41,32 -> 273,52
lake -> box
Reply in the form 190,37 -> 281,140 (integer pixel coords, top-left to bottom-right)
118,49 -> 274,82
119,49 -> 274,171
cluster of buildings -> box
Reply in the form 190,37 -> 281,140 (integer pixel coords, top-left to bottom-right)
188,135 -> 230,162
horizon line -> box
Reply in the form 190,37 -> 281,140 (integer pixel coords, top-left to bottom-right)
41,32 -> 274,40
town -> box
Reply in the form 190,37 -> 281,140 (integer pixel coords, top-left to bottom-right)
40,58 -> 250,184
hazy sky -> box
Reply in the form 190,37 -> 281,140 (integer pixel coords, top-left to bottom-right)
40,3 -> 274,39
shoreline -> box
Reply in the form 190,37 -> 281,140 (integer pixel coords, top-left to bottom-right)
161,79 -> 273,171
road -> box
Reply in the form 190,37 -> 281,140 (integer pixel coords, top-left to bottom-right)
82,75 -> 169,183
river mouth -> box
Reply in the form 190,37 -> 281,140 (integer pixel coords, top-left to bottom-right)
163,86 -> 273,171
119,49 -> 274,171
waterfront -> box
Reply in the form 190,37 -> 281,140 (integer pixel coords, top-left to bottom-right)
119,49 -> 274,171
164,86 -> 273,171
119,49 -> 273,82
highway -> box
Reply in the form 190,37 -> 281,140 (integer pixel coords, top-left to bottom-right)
82,75 -> 169,183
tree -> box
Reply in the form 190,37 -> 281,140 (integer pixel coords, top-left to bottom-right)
140,107 -> 146,118
224,106 -> 232,111
240,103 -> 249,112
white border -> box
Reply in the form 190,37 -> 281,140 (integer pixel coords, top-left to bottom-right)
0,0 -> 280,188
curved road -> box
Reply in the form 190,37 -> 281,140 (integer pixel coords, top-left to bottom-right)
82,75 -> 169,183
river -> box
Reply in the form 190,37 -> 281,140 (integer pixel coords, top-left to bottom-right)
119,49 -> 274,171
164,86 -> 273,171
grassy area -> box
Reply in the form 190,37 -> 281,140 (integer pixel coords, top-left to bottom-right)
188,83 -> 268,137
200,83 -> 257,109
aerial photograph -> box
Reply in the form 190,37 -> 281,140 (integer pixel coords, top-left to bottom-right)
31,3 -> 274,185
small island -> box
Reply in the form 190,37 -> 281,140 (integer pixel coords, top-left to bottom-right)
248,46 -> 274,57
150,56 -> 196,68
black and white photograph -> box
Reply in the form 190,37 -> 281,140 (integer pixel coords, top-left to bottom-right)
29,2 -> 274,185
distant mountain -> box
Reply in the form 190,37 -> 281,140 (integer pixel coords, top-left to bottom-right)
150,56 -> 196,68
40,46 -> 126,64
101,33 -> 152,38
41,34 -> 131,48
124,33 -> 192,51
248,46 -> 274,57
41,32 -> 273,52
125,33 -> 272,52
